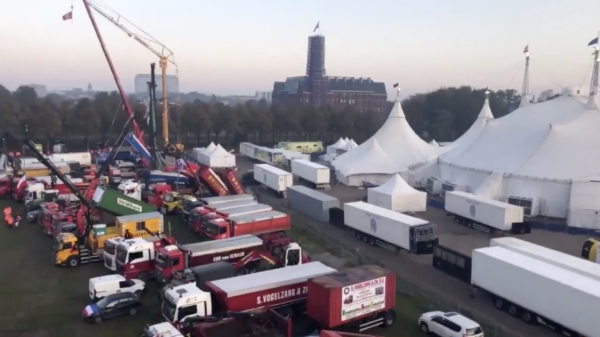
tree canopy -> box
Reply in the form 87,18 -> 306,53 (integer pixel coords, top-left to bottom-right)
0,84 -> 522,151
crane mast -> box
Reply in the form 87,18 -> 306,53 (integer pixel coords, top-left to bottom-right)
84,0 -> 176,147
81,0 -> 145,145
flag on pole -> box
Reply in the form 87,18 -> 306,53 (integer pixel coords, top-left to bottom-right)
523,45 -> 529,53
62,11 -> 73,21
313,22 -> 320,32
393,83 -> 399,88
589,37 -> 599,46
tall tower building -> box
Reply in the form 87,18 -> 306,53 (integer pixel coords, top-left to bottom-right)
306,35 -> 326,107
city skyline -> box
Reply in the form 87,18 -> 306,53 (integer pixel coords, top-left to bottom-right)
2,0 -> 600,98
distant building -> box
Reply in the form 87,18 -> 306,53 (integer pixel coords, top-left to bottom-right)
87,83 -> 93,92
272,32 -> 386,113
26,84 -> 47,98
255,91 -> 272,102
134,74 -> 179,94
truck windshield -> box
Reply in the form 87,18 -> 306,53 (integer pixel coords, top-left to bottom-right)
155,252 -> 169,268
204,222 -> 219,236
116,245 -> 128,264
104,240 -> 117,255
161,299 -> 177,322
164,194 -> 174,202
189,212 -> 200,222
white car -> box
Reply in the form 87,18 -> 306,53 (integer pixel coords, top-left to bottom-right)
88,274 -> 145,301
418,311 -> 484,337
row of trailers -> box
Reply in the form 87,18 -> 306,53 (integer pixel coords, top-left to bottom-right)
433,237 -> 600,337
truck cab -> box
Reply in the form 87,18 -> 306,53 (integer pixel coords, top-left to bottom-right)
54,233 -> 80,267
187,207 -> 211,232
177,195 -> 197,214
45,212 -> 74,235
142,322 -> 184,337
103,237 -> 125,271
117,180 -> 142,200
51,221 -> 78,238
115,238 -> 161,281
181,199 -> 205,222
161,191 -> 182,215
148,183 -> 171,209
162,283 -> 213,324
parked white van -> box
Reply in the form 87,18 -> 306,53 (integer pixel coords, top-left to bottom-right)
88,274 -> 145,301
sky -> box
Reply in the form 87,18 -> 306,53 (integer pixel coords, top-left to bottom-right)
2,0 -> 600,98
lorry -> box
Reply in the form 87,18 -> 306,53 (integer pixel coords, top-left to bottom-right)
192,203 -> 272,234
157,261 -> 237,301
24,179 -> 87,205
202,211 -> 290,241
218,168 -> 245,195
306,265 -> 397,333
54,229 -> 119,267
161,192 -> 197,215
154,234 -> 307,284
161,261 -> 337,324
114,235 -> 178,281
444,191 -> 530,234
291,159 -> 330,189
55,212 -> 165,268
471,246 -> 598,337
253,164 -> 293,198
490,237 -> 600,282
91,186 -> 155,215
187,200 -> 259,231
344,202 -> 437,255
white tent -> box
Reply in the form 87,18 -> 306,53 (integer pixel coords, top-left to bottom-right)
430,139 -> 439,147
332,94 -> 443,186
326,138 -> 347,154
568,175 -> 600,228
367,174 -> 427,212
199,144 -> 236,167
345,139 -> 359,151
442,93 -> 494,153
439,87 -> 600,219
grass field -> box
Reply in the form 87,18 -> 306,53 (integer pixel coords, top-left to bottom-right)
0,199 -> 428,337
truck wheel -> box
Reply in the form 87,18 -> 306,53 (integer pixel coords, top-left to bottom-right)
383,310 -> 396,327
493,297 -> 504,310
521,311 -> 535,324
137,273 -> 148,282
67,257 -> 79,268
507,304 -> 519,316
420,322 -> 430,333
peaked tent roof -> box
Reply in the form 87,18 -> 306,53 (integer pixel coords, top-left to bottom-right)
441,88 -> 600,180
209,144 -> 232,157
331,138 -> 347,149
339,138 -> 404,176
349,139 -> 359,147
333,97 -> 442,173
204,142 -> 216,153
442,95 -> 494,154
430,139 -> 439,147
370,173 -> 418,195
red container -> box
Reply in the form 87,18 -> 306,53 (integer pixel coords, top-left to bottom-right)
307,265 -> 396,329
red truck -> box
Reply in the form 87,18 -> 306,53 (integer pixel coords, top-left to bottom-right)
147,183 -> 171,209
161,261 -> 337,324
187,199 -> 257,231
153,234 -> 309,284
202,210 -> 291,241
305,265 -> 397,333
196,204 -> 273,236
114,236 -> 177,281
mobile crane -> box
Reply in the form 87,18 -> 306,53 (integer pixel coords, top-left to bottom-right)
82,0 -> 182,152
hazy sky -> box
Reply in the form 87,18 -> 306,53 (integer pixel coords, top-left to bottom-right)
2,0 -> 600,97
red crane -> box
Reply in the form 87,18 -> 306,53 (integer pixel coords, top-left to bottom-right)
81,0 -> 145,145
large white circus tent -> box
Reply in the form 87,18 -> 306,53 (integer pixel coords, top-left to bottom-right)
437,87 -> 600,224
332,92 -> 442,186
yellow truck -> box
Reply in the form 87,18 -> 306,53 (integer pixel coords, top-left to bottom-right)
176,194 -> 197,214
53,212 -> 164,267
161,191 -> 195,215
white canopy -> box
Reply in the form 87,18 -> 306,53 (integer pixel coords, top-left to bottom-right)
442,94 -> 494,153
332,96 -> 442,185
439,88 -> 600,219
199,144 -> 235,168
345,139 -> 359,151
326,138 -> 347,154
367,174 -> 427,212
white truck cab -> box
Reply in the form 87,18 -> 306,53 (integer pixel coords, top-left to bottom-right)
115,238 -> 158,276
88,274 -> 145,301
103,237 -> 126,271
142,322 -> 183,337
118,179 -> 142,200
162,283 -> 212,324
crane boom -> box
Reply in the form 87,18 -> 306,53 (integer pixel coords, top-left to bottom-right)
85,0 -> 177,146
81,0 -> 145,145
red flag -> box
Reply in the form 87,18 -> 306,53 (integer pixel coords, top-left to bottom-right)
523,45 -> 529,53
62,11 -> 73,21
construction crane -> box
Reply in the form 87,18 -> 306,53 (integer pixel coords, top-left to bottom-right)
82,0 -> 178,148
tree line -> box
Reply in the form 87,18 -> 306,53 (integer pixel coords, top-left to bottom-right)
0,84 -> 523,151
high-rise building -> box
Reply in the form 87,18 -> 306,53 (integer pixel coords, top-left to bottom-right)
134,74 -> 179,93
272,31 -> 387,113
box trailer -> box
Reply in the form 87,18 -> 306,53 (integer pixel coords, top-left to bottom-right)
490,237 -> 600,282
254,164 -> 293,197
205,199 -> 258,212
200,194 -> 255,206
307,265 -> 397,332
239,142 -> 257,158
291,159 -> 330,188
206,261 -> 337,312
472,246 -> 600,336
444,191 -> 530,234
344,202 -> 437,255
288,185 -> 339,222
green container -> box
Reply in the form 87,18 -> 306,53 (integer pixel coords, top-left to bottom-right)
93,224 -> 107,236
91,187 -> 156,216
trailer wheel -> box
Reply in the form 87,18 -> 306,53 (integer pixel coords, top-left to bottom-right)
67,257 -> 79,268
507,304 -> 519,316
521,310 -> 534,324
493,297 -> 504,310
137,273 -> 149,282
383,310 -> 396,327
